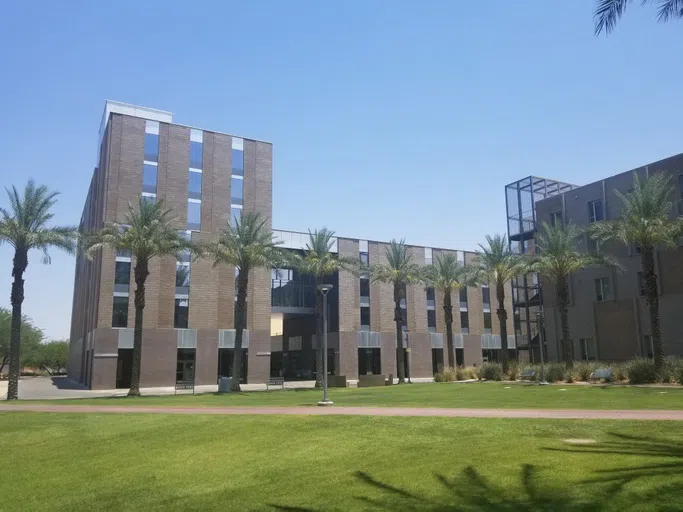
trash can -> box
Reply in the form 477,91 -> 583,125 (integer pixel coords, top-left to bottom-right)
218,377 -> 233,393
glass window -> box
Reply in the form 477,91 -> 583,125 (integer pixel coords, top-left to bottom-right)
112,296 -> 129,328
460,311 -> 469,333
482,286 -> 490,307
360,306 -> 370,327
174,298 -> 189,328
142,164 -> 157,194
427,309 -> 436,329
232,149 -> 244,175
594,277 -> 612,302
142,195 -> 156,205
188,202 -> 201,231
116,248 -> 131,259
483,312 -> 492,332
231,177 -> 243,205
190,141 -> 203,169
114,261 -> 131,285
360,252 -> 369,265
588,200 -> 603,223
144,133 -> 159,162
176,265 -> 190,295
230,207 -> 241,228
550,211 -> 562,227
459,287 -> 468,308
580,338 -> 597,360
189,171 -> 202,200
426,287 -> 435,302
360,278 -> 370,297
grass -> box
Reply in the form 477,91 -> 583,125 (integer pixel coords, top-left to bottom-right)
20,381 -> 683,410
2,412 -> 683,511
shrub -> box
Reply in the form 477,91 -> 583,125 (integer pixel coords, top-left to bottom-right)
545,362 -> 566,383
661,357 -> 681,383
626,358 -> 658,384
574,361 -> 598,382
434,367 -> 457,382
479,363 -> 504,381
612,362 -> 629,382
506,361 -> 521,381
675,364 -> 683,386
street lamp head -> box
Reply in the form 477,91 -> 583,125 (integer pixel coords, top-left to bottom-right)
317,284 -> 333,295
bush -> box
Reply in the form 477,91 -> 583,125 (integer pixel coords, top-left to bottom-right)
612,362 -> 629,382
479,363 -> 504,381
434,367 -> 457,382
574,361 -> 598,382
506,361 -> 521,381
675,364 -> 683,386
545,362 -> 566,383
626,358 -> 658,384
661,357 -> 681,383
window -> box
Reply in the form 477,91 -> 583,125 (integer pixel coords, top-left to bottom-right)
550,211 -> 562,227
427,310 -> 437,332
189,171 -> 202,200
190,141 -> 203,169
142,194 -> 156,205
114,261 -> 131,293
483,311 -> 492,333
142,164 -> 157,194
643,335 -> 653,358
460,311 -> 469,333
637,272 -> 646,296
230,207 -> 241,228
588,200 -> 603,223
232,149 -> 244,176
426,287 -> 435,303
482,286 -> 490,309
360,306 -> 370,328
231,177 -> 243,205
594,277 -> 612,302
188,202 -> 201,231
360,252 -> 369,265
360,278 -> 370,298
174,298 -> 189,328
144,133 -> 159,162
424,247 -> 433,265
176,265 -> 190,295
459,287 -> 468,309
112,296 -> 128,327
580,338 -> 597,360
514,310 -> 521,335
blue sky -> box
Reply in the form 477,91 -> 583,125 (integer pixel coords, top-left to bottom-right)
1,1 -> 682,340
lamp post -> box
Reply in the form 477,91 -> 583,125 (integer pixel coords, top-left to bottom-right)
317,284 -> 334,406
536,309 -> 549,386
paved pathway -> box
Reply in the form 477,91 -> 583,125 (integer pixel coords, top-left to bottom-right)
2,404 -> 683,420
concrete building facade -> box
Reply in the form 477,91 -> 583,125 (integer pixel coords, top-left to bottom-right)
69,101 -> 514,390
534,153 -> 683,362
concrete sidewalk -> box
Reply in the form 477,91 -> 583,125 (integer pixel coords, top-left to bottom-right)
2,403 -> 683,420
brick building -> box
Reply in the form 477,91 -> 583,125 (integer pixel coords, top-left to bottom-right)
69,101 -> 514,390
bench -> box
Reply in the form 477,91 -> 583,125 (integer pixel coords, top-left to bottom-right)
327,375 -> 348,388
175,381 -> 195,395
358,374 -> 386,388
521,369 -> 536,381
266,377 -> 285,390
590,368 -> 613,382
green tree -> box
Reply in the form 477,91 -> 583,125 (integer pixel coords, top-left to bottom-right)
83,199 -> 196,396
370,240 -> 421,384
0,181 -> 76,400
422,253 -> 472,369
31,340 -> 69,375
0,308 -> 44,374
204,212 -> 283,391
474,235 -> 526,373
292,228 -> 357,387
531,222 -> 617,369
590,172 -> 683,372
594,0 -> 683,35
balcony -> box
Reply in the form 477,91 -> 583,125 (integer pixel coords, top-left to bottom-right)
271,280 -> 316,312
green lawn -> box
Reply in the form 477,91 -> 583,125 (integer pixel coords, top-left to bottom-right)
24,382 -> 683,410
2,412 -> 683,511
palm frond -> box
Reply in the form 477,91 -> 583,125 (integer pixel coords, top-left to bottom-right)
295,227 -> 359,279
594,0 -> 682,35
370,239 -> 421,286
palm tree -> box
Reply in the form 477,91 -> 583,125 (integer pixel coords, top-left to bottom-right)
594,0 -> 683,35
422,253 -> 472,369
474,235 -> 526,373
0,180 -> 77,400
590,172 -> 683,372
370,240 -> 421,384
205,212 -> 283,391
531,222 -> 617,369
83,198 -> 195,396
293,228 -> 357,387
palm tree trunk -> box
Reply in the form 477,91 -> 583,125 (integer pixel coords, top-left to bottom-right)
394,283 -> 405,384
556,275 -> 574,369
443,289 -> 455,368
231,270 -> 249,392
7,248 -> 28,401
642,248 -> 663,372
314,277 -> 323,388
496,280 -> 509,373
129,258 -> 149,397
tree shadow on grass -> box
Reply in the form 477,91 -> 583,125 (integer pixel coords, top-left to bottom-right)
270,464 -> 635,511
